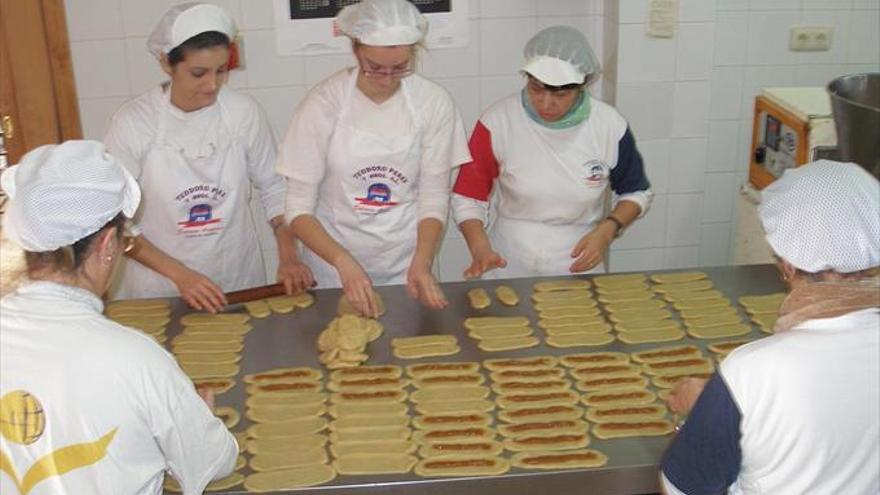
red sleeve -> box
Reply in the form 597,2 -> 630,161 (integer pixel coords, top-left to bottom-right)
452,121 -> 499,201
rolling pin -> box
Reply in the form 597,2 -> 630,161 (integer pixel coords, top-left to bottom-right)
225,283 -> 286,305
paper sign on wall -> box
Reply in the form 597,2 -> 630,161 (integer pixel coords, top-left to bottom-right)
647,0 -> 677,39
273,0 -> 470,55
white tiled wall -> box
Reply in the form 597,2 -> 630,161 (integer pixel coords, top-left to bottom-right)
63,0 -> 880,280
609,0 -> 879,274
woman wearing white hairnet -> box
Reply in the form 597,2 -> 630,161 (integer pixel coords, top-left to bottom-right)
0,141 -> 238,494
660,161 -> 879,494
277,0 -> 470,317
452,26 -> 653,279
105,3 -> 313,312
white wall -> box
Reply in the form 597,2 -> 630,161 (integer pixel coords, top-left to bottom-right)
608,0 -> 879,272
64,0 -> 879,281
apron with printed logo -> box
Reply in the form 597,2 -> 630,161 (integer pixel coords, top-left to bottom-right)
488,109 -> 612,279
303,70 -> 422,288
117,88 -> 265,298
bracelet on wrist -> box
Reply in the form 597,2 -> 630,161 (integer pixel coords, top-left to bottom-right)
605,215 -> 625,238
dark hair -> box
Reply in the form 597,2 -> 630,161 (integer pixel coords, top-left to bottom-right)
167,31 -> 231,66
525,73 -> 584,92
25,213 -> 126,276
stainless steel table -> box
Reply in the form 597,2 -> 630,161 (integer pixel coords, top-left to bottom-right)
163,264 -> 785,495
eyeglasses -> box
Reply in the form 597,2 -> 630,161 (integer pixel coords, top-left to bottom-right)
358,56 -> 413,79
360,67 -> 413,79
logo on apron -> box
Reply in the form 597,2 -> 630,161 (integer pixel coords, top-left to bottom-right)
352,165 -> 409,214
175,183 -> 227,236
582,159 -> 610,188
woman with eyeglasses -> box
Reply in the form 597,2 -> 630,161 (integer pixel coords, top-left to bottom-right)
104,3 -> 313,312
276,0 -> 470,317
452,26 -> 653,279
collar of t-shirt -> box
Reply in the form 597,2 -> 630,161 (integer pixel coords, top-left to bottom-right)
14,280 -> 104,313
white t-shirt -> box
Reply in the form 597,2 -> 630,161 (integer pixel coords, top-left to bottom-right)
105,85 -> 285,222
0,282 -> 237,495
277,68 -> 471,224
662,308 -> 880,494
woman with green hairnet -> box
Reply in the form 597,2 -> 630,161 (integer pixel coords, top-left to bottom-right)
452,26 -> 653,279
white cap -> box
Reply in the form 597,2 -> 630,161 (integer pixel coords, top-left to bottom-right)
0,141 -> 141,252
336,0 -> 427,46
522,26 -> 600,86
147,2 -> 236,58
758,160 -> 880,273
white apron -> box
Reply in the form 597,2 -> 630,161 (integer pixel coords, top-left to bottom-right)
303,71 -> 422,288
488,110 -> 612,279
117,88 -> 266,298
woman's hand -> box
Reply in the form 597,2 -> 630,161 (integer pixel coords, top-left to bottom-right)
569,222 -> 616,273
334,254 -> 379,318
665,377 -> 710,416
277,259 -> 315,295
463,246 -> 507,279
172,267 -> 226,313
407,261 -> 448,310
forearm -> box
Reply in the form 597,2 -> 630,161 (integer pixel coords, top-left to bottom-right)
595,200 -> 642,240
290,215 -> 350,266
459,219 -> 493,254
271,215 -> 300,264
412,218 -> 444,268
126,236 -> 190,282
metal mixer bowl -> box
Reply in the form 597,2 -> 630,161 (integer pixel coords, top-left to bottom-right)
827,73 -> 880,177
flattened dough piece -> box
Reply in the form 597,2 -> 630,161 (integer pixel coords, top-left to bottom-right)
243,465 -> 336,492
330,440 -> 416,457
246,403 -> 326,423
410,386 -> 489,404
491,380 -> 571,395
330,390 -> 407,404
614,320 -> 682,334
467,288 -> 492,309
179,362 -> 239,379
708,339 -> 753,355
413,412 -> 493,430
496,390 -> 579,409
406,362 -> 481,378
175,352 -> 241,366
333,454 -> 416,475
546,333 -> 614,348
393,343 -> 461,359
570,363 -> 642,380
495,285 -> 520,306
330,426 -> 411,444
246,417 -> 328,438
560,351 -> 629,368
419,439 -> 504,458
585,403 -> 668,423
391,335 -> 457,348
683,313 -> 744,328
213,406 -> 240,428
537,306 -> 602,319
531,290 -> 592,303
414,456 -> 510,477
603,299 -> 667,312
249,448 -> 329,472
592,273 -> 646,285
616,328 -> 685,344
330,365 -> 403,382
415,399 -> 495,415
533,298 -> 598,311
592,420 -> 674,439
642,357 -> 715,376
687,323 -> 751,339
327,377 -> 407,392
247,434 -> 327,455
266,295 -> 297,314
244,300 -> 272,318
330,415 -> 410,432
477,335 -> 540,352
483,356 -> 558,371
511,449 -> 608,470
244,367 -> 322,384
413,426 -> 496,444
468,325 -> 533,340
181,312 -> 250,326
498,419 -> 588,438
575,375 -> 649,392
631,344 -> 702,363
502,432 -> 590,451
544,323 -> 612,336
464,316 -> 530,330
195,378 -> 236,395
413,374 -> 485,389
490,368 -> 566,382
652,279 -> 714,293
581,388 -> 657,408
533,279 -> 591,292
650,271 -> 708,284
597,290 -> 656,303
498,405 -> 584,424
328,401 -> 409,418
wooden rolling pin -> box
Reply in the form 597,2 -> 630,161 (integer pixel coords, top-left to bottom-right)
225,283 -> 286,305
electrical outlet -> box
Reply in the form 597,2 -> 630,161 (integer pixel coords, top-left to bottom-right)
789,26 -> 833,52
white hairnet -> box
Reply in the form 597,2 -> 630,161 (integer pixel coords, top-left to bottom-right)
147,2 -> 236,58
758,160 -> 880,273
336,0 -> 427,46
522,26 -> 600,86
0,141 -> 141,252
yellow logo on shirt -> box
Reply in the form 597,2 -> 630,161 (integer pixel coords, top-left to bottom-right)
0,390 -> 117,494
